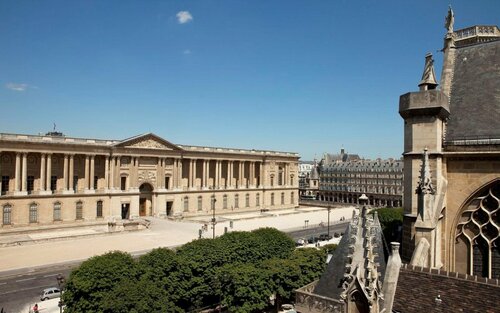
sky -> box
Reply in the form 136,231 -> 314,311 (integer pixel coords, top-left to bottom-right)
1,1 -> 499,161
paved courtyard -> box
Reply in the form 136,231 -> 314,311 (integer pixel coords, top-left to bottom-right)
0,206 -> 355,273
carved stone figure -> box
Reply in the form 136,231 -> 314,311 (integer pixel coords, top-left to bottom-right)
445,5 -> 454,33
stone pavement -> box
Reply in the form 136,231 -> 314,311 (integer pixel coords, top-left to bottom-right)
0,206 -> 355,273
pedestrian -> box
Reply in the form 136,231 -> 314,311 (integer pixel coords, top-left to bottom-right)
33,303 -> 39,313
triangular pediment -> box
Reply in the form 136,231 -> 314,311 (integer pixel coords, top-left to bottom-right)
115,133 -> 182,150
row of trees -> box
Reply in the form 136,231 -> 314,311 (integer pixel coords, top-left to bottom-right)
62,228 -> 333,313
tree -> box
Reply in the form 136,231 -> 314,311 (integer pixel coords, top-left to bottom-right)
261,258 -> 302,307
63,251 -> 139,313
290,248 -> 327,287
218,263 -> 272,313
371,207 -> 403,244
250,228 -> 296,260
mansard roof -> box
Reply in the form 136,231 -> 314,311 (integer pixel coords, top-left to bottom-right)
444,38 -> 500,144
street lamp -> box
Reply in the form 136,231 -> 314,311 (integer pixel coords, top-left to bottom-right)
211,197 -> 217,239
327,206 -> 332,238
56,274 -> 65,313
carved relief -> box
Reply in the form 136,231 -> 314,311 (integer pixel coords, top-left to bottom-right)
138,170 -> 157,185
128,139 -> 170,150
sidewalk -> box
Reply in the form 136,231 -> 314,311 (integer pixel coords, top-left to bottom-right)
0,206 -> 355,273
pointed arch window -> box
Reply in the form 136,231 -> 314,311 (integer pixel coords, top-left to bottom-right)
455,182 -> 500,279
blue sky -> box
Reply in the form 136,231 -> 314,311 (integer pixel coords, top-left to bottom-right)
1,1 -> 499,160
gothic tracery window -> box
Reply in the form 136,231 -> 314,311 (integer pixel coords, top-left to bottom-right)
455,182 -> 500,279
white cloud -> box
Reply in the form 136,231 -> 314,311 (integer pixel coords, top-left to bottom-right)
5,83 -> 28,91
183,49 -> 192,55
176,11 -> 193,24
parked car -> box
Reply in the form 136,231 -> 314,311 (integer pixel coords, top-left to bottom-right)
334,232 -> 341,238
307,236 -> 319,244
295,238 -> 306,246
40,287 -> 60,301
278,304 -> 297,313
319,233 -> 333,241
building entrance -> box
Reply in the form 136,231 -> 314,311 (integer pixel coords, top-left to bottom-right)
139,183 -> 153,216
121,203 -> 130,220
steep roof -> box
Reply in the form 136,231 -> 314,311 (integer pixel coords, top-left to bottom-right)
445,39 -> 500,143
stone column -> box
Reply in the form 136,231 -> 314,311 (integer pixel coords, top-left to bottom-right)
259,162 -> 264,187
90,155 -> 95,190
116,156 -> 121,188
239,161 -> 244,188
21,153 -> 28,192
109,156 -> 115,189
14,152 -> 21,192
250,162 -> 255,187
46,154 -> 52,192
0,151 -> 2,193
68,155 -> 74,191
63,154 -> 69,191
105,156 -> 110,190
227,161 -> 232,188
178,159 -> 183,189
84,155 -> 90,190
40,154 -> 46,191
192,159 -> 197,189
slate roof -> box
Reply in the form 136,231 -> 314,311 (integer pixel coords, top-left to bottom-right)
445,39 -> 500,143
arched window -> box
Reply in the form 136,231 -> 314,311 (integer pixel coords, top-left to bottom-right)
198,196 -> 203,211
281,192 -> 285,205
96,200 -> 103,218
455,182 -> 500,279
29,203 -> 38,223
271,193 -> 275,206
270,175 -> 274,187
76,201 -> 83,220
245,193 -> 250,207
53,202 -> 62,221
183,197 -> 189,212
2,204 -> 12,225
235,194 -> 239,209
223,195 -> 228,209
256,193 -> 260,206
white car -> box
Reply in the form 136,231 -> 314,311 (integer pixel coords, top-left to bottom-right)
278,304 -> 297,313
40,287 -> 61,301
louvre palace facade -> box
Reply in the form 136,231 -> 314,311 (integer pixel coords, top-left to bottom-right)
0,132 -> 299,230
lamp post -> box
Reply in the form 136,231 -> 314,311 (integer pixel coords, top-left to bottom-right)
56,274 -> 65,313
211,197 -> 217,239
327,206 -> 332,238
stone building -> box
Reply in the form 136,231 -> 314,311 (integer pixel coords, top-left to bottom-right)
299,161 -> 320,199
295,8 -> 500,313
318,152 -> 403,208
0,132 -> 299,229
399,18 -> 500,277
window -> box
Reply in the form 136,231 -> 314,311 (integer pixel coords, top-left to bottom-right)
223,195 -> 228,209
29,203 -> 38,223
27,176 -> 34,194
53,202 -> 62,221
120,176 -> 127,191
183,197 -> 189,212
2,204 -> 11,225
1,176 -> 9,194
96,200 -> 103,218
290,175 -> 294,186
50,176 -> 57,191
256,193 -> 260,206
235,194 -> 239,208
198,196 -> 203,211
76,201 -> 83,220
94,176 -> 98,190
271,193 -> 275,206
211,195 -> 216,210
73,176 -> 78,191
278,167 -> 283,186
270,175 -> 274,187
291,192 -> 295,204
281,192 -> 285,205
245,193 -> 250,207
165,176 -> 170,189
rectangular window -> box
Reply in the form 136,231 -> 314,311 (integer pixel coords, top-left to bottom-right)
76,202 -> 83,220
235,195 -> 239,208
245,194 -> 250,207
256,193 -> 260,206
96,201 -> 103,218
1,176 -> 9,194
211,196 -> 216,210
198,197 -> 203,211
3,205 -> 12,225
27,176 -> 34,194
50,176 -> 57,191
183,197 -> 189,212
271,193 -> 275,206
120,177 -> 126,191
165,177 -> 170,189
73,176 -> 78,191
53,202 -> 62,221
223,196 -> 228,209
281,192 -> 285,205
29,203 -> 38,223
291,192 -> 295,204
94,176 -> 98,190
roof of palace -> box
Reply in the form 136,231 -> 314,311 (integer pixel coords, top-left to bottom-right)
444,28 -> 500,144
0,132 -> 299,157
313,204 -> 386,302
322,158 -> 403,172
